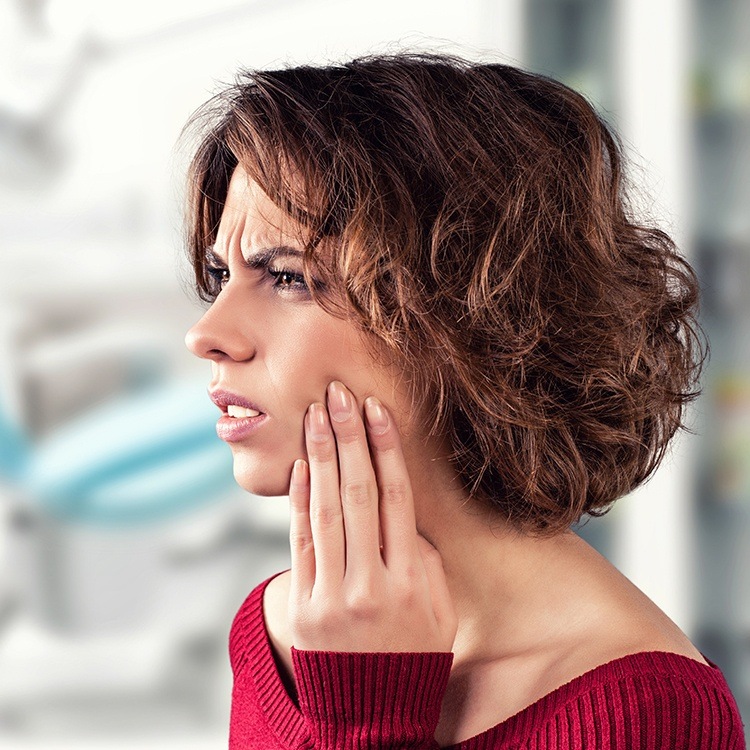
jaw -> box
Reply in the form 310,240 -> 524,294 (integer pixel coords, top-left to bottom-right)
229,444 -> 294,497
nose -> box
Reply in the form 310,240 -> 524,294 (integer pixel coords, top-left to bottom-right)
184,290 -> 255,363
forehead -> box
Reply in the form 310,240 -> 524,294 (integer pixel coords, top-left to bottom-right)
216,166 -> 306,252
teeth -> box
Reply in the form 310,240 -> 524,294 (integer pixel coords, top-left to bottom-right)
227,405 -> 261,418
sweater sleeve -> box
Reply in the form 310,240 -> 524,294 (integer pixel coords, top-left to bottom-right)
291,648 -> 454,749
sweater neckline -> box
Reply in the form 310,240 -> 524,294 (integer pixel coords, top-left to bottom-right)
246,570 -> 724,749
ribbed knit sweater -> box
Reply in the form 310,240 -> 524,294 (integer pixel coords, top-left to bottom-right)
228,571 -> 746,748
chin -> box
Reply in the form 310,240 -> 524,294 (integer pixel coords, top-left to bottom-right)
231,451 -> 293,497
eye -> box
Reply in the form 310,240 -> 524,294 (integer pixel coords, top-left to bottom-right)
205,265 -> 229,295
267,267 -> 309,293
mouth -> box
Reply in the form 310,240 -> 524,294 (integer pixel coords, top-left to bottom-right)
209,389 -> 268,443
226,404 -> 262,418
209,389 -> 266,418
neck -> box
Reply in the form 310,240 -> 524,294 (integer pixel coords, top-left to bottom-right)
407,449 -> 603,667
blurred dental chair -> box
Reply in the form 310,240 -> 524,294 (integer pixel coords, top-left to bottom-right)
0,306 -> 290,736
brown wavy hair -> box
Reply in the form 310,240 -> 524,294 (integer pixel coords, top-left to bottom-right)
184,52 -> 708,536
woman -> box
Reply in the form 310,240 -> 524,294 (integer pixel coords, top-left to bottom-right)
183,53 -> 745,748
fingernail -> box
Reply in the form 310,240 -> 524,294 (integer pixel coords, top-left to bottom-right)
327,381 -> 352,422
307,403 -> 329,440
364,397 -> 388,434
291,459 -> 308,487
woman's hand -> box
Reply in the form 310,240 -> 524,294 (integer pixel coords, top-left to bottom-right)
287,380 -> 458,654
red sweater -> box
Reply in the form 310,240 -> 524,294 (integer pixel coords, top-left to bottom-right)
228,571 -> 746,748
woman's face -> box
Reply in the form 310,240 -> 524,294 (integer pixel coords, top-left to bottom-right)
185,166 -> 423,497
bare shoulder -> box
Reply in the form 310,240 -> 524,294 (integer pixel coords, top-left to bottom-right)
552,548 -> 709,681
262,569 -> 292,648
436,541 -> 710,747
261,570 -> 297,699
517,563 -> 708,724
596,595 -> 709,667
552,617 -> 708,688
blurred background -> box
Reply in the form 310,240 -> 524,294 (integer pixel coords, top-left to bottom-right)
0,0 -> 747,747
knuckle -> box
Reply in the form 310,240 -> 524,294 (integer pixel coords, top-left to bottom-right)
393,578 -> 419,605
380,481 -> 410,507
311,503 -> 342,528
344,588 -> 379,619
318,602 -> 347,630
419,541 -> 440,559
289,490 -> 309,512
369,439 -> 398,457
429,547 -> 445,563
333,427 -> 360,446
289,530 -> 313,554
308,440 -> 336,463
287,601 -> 305,625
401,563 -> 423,586
341,480 -> 373,507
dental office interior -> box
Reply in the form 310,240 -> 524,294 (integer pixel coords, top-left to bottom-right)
0,0 -> 748,747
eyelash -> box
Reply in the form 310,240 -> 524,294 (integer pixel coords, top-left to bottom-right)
205,265 -> 309,297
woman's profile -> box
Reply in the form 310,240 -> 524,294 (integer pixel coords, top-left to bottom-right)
182,52 -> 746,748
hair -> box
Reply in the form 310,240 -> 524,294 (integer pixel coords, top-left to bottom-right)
184,51 -> 708,536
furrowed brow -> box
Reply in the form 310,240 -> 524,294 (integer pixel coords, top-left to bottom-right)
242,246 -> 304,269
205,247 -> 224,265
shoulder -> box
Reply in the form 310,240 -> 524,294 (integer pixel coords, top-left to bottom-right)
489,647 -> 745,750
262,569 -> 293,654
515,542 -> 744,738
262,568 -> 291,617
531,585 -> 742,746
545,536 -> 711,679
561,649 -> 726,697
557,651 -> 745,748
542,628 -> 709,695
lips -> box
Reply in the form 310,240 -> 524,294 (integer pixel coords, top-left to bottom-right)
209,389 -> 269,443
209,389 -> 265,415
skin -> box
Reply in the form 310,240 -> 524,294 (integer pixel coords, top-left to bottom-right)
184,168 -> 444,499
186,166 -> 707,746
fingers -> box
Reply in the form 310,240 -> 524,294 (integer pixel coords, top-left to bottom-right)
289,382 -> 457,654
304,401 -> 346,586
326,381 -> 382,575
295,381 -> 419,586
363,396 -> 420,569
288,459 -> 315,598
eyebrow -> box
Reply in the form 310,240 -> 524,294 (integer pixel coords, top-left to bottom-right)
206,245 -> 304,268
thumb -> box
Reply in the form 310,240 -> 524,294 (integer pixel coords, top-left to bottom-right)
416,534 -> 457,642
